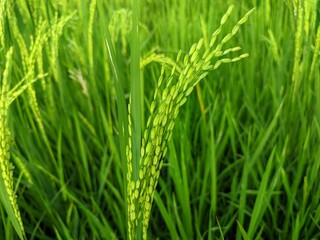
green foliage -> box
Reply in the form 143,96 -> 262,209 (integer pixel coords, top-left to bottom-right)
0,0 -> 319,239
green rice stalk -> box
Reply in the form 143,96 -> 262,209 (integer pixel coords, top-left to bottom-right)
49,13 -> 59,82
303,0 -> 317,40
7,3 -> 74,163
304,0 -> 311,39
0,47 -> 47,239
27,0 -> 38,21
309,0 -> 317,33
309,26 -> 320,81
47,12 -> 75,121
49,12 -> 76,82
292,0 -> 299,15
108,9 -> 132,56
36,42 -> 46,90
0,47 -> 25,240
291,0 -> 319,102
88,0 -> 97,79
0,0 -> 6,48
126,5 -> 255,240
12,154 -> 33,186
291,2 -> 303,102
25,22 -> 53,157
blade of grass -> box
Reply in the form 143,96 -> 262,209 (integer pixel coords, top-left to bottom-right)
97,0 -> 128,162
130,0 -> 142,182
154,190 -> 179,239
0,177 -> 24,239
247,147 -> 276,238
96,3 -> 129,235
237,220 -> 250,240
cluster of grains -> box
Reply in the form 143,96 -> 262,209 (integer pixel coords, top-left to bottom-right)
108,9 -> 133,56
0,48 -> 25,239
290,0 -> 319,102
6,1 -> 74,162
0,48 -> 47,240
88,0 -> 97,78
0,2 -> 59,237
50,12 -> 76,83
126,5 -> 255,240
140,47 -> 177,70
13,154 -> 33,186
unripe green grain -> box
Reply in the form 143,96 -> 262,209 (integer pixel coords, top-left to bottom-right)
197,38 -> 204,50
232,24 -> 240,35
221,33 -> 233,44
223,46 -> 241,55
183,54 -> 189,65
161,115 -> 168,126
204,50 -> 217,63
185,86 -> 194,96
203,63 -> 213,71
179,97 -> 188,106
198,72 -> 209,81
209,28 -> 222,47
186,66 -> 196,79
162,88 -> 169,100
191,50 -> 199,63
214,61 -> 222,69
144,156 -> 150,166
189,43 -> 197,55
159,102 -> 167,114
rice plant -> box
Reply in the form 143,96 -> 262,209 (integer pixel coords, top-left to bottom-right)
0,0 -> 320,239
126,5 -> 255,240
0,47 -> 46,240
